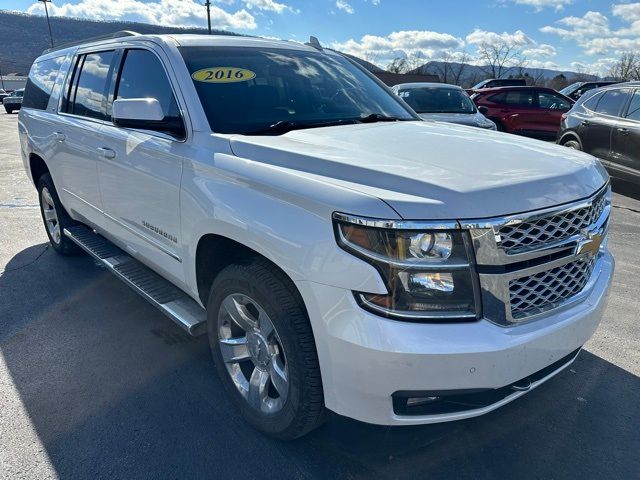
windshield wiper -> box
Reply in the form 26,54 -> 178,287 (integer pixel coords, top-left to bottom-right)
358,113 -> 407,123
243,118 -> 361,135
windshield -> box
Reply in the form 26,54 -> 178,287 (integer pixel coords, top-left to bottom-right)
180,47 -> 415,135
14,90 -> 24,97
560,82 -> 583,95
398,87 -> 476,114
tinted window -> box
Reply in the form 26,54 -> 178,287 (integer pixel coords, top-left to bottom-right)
69,51 -> 115,120
625,90 -> 640,122
399,88 -> 475,114
594,89 -> 629,117
538,91 -> 572,110
115,49 -> 181,126
180,47 -> 414,134
23,56 -> 64,110
489,91 -> 535,107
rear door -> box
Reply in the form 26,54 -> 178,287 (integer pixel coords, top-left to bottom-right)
97,47 -> 188,284
535,90 -> 573,138
610,88 -> 640,177
581,88 -> 630,161
486,90 -> 538,134
53,49 -> 117,224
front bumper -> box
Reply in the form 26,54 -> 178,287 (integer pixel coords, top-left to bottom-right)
296,250 -> 614,426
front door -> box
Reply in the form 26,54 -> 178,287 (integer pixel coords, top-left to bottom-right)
535,90 -> 573,139
97,47 -> 187,285
582,88 -> 630,161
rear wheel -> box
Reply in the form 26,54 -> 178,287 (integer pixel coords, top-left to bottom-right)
563,138 -> 582,151
493,120 -> 506,132
4,107 -> 12,114
37,173 -> 80,255
207,259 -> 325,439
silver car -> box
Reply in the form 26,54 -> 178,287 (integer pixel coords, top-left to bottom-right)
392,83 -> 496,130
3,88 -> 24,114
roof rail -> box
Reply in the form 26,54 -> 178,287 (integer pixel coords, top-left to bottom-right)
42,30 -> 140,55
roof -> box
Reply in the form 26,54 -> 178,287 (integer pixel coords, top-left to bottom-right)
393,82 -> 461,90
373,72 -> 440,87
40,31 -> 323,60
474,85 -> 559,93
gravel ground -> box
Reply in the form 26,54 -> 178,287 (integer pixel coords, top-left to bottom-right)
0,110 -> 638,480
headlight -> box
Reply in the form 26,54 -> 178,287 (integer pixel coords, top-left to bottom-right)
333,213 -> 481,321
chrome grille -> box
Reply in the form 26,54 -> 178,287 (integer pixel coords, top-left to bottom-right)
509,257 -> 596,320
497,191 -> 607,253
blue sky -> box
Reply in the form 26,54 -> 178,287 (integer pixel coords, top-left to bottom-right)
4,0 -> 640,74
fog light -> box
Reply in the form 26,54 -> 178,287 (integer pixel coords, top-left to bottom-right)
406,396 -> 441,407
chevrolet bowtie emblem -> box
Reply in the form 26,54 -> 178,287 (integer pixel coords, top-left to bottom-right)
576,231 -> 604,257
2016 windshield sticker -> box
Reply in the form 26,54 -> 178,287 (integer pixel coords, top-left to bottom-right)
191,67 -> 256,83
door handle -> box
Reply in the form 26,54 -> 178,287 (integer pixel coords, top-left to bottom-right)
581,121 -> 591,126
97,147 -> 116,159
617,127 -> 630,135
53,131 -> 66,142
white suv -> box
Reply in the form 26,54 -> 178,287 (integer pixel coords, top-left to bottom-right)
18,32 -> 614,439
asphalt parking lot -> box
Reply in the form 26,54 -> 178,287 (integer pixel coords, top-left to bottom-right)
0,110 -> 638,480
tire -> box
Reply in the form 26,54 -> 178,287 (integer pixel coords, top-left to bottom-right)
493,120 -> 506,132
563,138 -> 582,151
4,107 -> 12,114
207,258 -> 325,439
37,173 -> 80,255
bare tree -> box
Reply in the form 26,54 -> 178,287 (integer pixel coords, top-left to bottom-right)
428,51 -> 471,85
609,52 -> 640,81
526,69 -> 547,86
477,39 -> 527,79
386,57 -> 410,74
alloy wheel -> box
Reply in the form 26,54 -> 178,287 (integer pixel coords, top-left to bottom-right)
217,293 -> 289,414
41,187 -> 61,244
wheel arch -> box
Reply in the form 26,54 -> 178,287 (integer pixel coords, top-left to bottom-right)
28,153 -> 50,185
558,131 -> 582,147
194,233 -> 305,309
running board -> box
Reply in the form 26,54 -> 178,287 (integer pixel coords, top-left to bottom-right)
64,225 -> 207,336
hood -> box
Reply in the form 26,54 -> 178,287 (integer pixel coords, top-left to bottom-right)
418,112 -> 489,128
229,121 -> 608,220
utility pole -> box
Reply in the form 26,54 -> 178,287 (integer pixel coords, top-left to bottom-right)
0,64 -> 5,91
204,0 -> 212,35
39,0 -> 55,48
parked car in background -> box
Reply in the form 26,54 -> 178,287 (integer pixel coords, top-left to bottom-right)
471,78 -> 527,90
3,88 -> 24,113
472,86 -> 574,140
557,82 -> 640,184
0,89 -> 10,104
559,80 -> 624,101
392,83 -> 496,129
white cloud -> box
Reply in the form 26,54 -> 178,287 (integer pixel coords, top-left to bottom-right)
466,29 -> 535,47
335,0 -> 354,14
522,43 -> 556,58
331,30 -> 464,64
541,5 -> 640,56
26,0 -> 257,30
243,0 -> 298,14
507,0 -> 572,12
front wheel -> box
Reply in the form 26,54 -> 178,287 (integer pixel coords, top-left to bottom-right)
207,259 -> 325,439
4,107 -> 12,114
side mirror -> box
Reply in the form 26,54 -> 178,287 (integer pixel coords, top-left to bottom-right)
112,98 -> 184,137
478,106 -> 489,115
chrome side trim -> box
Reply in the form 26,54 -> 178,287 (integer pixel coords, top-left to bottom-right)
333,212 -> 460,230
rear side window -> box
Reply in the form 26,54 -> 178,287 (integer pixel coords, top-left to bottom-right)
625,90 -> 640,122
65,50 -> 115,120
23,56 -> 64,110
489,91 -> 535,107
538,91 -> 572,110
594,89 -> 629,117
114,49 -> 182,125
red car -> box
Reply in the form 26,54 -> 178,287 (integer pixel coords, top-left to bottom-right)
472,86 -> 574,140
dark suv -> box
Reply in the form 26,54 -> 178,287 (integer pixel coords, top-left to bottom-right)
557,82 -> 640,183
559,81 -> 623,101
472,86 -> 574,139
